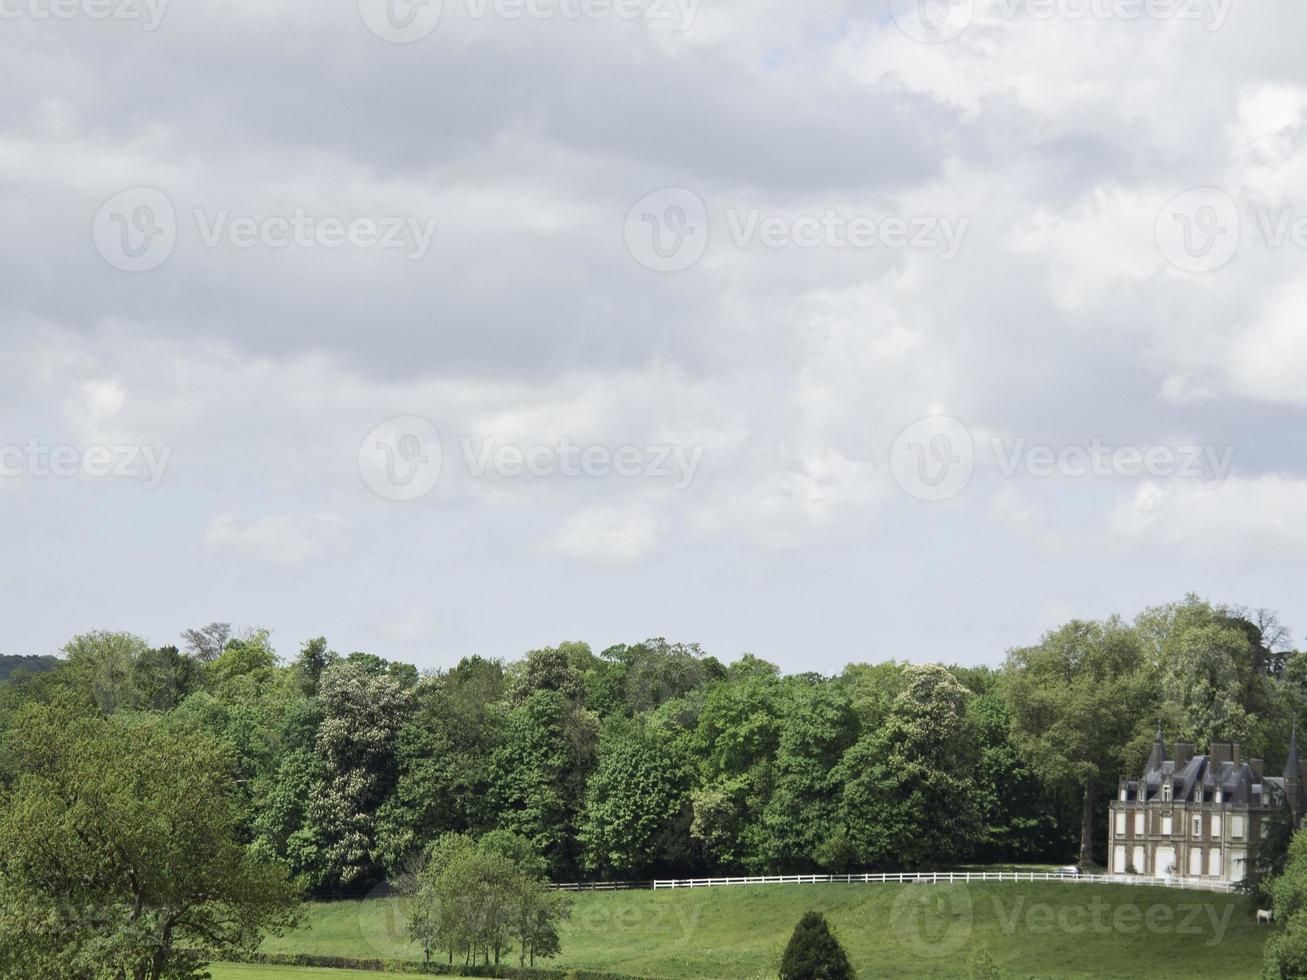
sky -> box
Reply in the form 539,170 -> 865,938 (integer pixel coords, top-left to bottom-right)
2,0 -> 1306,674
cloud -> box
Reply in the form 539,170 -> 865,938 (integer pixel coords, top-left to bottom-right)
204,513 -> 345,566
1109,477 -> 1307,559
541,503 -> 666,566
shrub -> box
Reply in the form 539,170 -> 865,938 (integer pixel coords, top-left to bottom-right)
779,911 -> 855,980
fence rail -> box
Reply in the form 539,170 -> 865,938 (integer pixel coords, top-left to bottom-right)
551,871 -> 1238,894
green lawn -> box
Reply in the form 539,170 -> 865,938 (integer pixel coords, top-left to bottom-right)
236,880 -> 1267,979
208,968 -> 383,980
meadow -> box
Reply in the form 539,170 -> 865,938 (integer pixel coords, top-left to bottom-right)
213,880 -> 1267,979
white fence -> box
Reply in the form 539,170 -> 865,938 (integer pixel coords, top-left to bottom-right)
650,871 -> 1238,893
553,871 -> 1237,894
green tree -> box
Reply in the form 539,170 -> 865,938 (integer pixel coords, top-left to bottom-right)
1264,828 -> 1307,978
835,665 -> 979,870
579,725 -> 691,877
0,705 -> 300,980
779,911 -> 854,980
1003,618 -> 1150,866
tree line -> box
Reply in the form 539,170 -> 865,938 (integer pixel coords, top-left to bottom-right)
0,593 -> 1301,976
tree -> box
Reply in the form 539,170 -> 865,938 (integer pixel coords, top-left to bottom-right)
760,678 -> 857,871
1004,618 -> 1150,867
579,725 -> 691,877
779,911 -> 854,980
180,623 -> 232,663
307,660 -> 413,891
0,705 -> 300,980
1264,828 -> 1307,978
835,665 -> 979,870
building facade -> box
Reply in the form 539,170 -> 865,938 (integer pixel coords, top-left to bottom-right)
1107,728 -> 1299,883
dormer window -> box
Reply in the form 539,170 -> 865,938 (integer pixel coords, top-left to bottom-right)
1163,782 -> 1172,802
1215,789 -> 1223,804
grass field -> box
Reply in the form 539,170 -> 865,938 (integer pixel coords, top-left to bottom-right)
209,968 -> 383,980
227,880 -> 1267,979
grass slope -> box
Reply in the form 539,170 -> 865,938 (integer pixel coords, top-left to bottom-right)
246,881 -> 1265,979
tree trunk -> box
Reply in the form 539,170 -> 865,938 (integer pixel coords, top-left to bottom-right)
1080,781 -> 1096,867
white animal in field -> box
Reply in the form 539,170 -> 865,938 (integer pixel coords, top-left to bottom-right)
1258,909 -> 1274,925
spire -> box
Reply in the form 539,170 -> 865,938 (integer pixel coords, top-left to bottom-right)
1146,722 -> 1165,773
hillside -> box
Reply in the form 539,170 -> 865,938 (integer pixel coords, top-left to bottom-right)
241,881 -> 1263,979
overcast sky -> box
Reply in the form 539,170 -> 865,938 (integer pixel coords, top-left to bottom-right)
2,0 -> 1306,673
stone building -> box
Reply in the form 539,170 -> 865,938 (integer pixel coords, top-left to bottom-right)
1106,727 -> 1301,883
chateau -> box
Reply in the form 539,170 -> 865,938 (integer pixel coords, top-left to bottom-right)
1107,728 -> 1304,883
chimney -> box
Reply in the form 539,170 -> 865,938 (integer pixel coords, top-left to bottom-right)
1252,759 -> 1265,780
1210,743 -> 1232,766
1233,742 -> 1242,768
1175,741 -> 1194,767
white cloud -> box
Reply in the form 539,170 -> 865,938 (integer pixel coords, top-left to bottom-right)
542,502 -> 666,566
1109,477 -> 1307,559
204,513 -> 345,566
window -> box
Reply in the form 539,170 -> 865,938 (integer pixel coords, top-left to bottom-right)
1216,789 -> 1223,804
1134,846 -> 1146,873
1162,813 -> 1173,836
1192,815 -> 1202,837
1116,812 -> 1127,836
1212,815 -> 1222,838
1163,782 -> 1172,802
1189,848 -> 1203,876
1120,787 -> 1128,801
1232,816 -> 1245,839
1233,849 -> 1248,882
1210,849 -> 1222,877
1135,812 -> 1145,835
